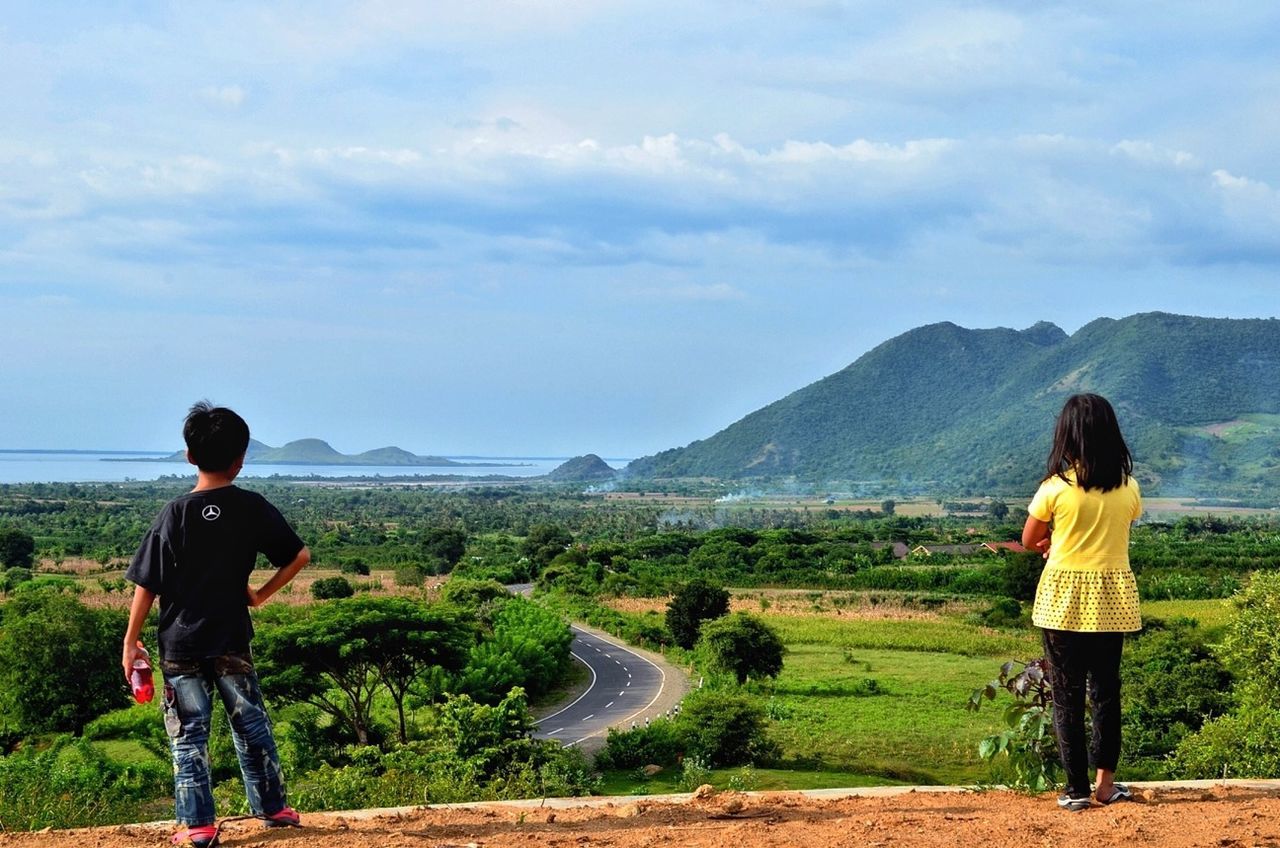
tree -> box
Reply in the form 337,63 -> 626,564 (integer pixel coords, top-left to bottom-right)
421,528 -> 468,571
0,527 -> 35,569
256,596 -> 470,744
665,579 -> 730,649
880,499 -> 896,516
460,596 -> 573,702
697,613 -> 785,685
0,588 -> 127,737
520,524 -> 573,570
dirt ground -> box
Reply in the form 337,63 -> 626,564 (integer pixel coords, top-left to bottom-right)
7,784 -> 1280,848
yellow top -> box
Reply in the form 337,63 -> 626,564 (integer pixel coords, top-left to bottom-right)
1029,470 -> 1142,632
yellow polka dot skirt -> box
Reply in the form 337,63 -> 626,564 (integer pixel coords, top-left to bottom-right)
1032,567 -> 1142,632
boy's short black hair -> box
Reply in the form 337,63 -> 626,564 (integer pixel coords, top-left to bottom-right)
184,401 -> 250,472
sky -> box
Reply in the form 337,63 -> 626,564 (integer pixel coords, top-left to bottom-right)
2,1 -> 1278,457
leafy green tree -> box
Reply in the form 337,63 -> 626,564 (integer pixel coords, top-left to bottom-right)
421,528 -> 468,571
0,527 -> 36,568
460,596 -> 573,702
256,596 -> 470,744
988,500 -> 1010,520
1001,552 -> 1046,601
697,613 -> 785,685
880,499 -> 896,516
0,588 -> 127,737
665,578 -> 730,649
520,524 -> 573,570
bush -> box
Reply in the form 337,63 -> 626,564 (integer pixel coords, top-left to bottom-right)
394,565 -> 426,587
1171,573 -> 1280,778
0,736 -> 170,830
673,690 -> 778,767
0,589 -> 127,737
1,567 -> 33,593
338,558 -> 370,576
974,597 -> 1026,629
1121,618 -> 1232,771
310,576 -> 354,600
595,719 -> 686,770
1001,553 -> 1045,601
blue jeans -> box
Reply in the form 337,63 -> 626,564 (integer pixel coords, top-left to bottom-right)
161,652 -> 288,827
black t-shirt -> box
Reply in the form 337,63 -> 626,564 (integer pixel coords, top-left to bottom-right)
126,485 -> 304,660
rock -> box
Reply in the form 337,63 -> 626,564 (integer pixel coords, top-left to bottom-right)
642,764 -> 663,777
546,811 -> 557,824
618,803 -> 643,818
1140,789 -> 1158,803
693,783 -> 717,800
721,797 -> 746,815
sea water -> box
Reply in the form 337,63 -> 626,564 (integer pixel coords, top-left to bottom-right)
0,451 -> 615,484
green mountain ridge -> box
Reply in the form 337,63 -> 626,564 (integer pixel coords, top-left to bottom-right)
628,312 -> 1280,499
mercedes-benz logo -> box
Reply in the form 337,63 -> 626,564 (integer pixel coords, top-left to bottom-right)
201,505 -> 222,521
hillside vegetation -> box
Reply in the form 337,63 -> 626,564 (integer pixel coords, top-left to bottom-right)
628,313 -> 1280,498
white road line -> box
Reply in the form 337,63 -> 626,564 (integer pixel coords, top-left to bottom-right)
618,691 -> 625,697
548,728 -> 564,735
583,714 -> 594,720
605,701 -> 614,708
534,652 -> 596,726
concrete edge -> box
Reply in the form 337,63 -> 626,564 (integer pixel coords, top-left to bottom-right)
324,778 -> 1280,820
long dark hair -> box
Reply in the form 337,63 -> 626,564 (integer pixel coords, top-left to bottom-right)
1045,393 -> 1133,492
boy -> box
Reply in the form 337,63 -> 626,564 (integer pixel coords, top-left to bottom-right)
122,402 -> 310,847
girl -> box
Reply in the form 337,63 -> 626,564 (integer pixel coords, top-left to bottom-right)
1022,393 -> 1142,811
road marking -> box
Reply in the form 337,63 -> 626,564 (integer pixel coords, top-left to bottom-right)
614,659 -> 621,665
618,691 -> 625,697
627,672 -> 632,678
626,681 -> 631,686
548,728 -> 564,735
534,651 -> 597,726
605,701 -> 614,708
583,714 -> 594,720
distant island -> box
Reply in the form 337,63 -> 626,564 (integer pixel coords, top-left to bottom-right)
105,438 -> 523,468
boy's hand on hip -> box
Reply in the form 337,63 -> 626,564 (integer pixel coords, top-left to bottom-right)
245,586 -> 263,607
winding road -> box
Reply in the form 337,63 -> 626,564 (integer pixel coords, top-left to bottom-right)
532,625 -> 671,748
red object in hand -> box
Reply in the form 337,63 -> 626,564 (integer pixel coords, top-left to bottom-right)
131,647 -> 154,704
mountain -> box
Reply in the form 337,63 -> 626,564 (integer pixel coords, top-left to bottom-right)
155,438 -> 469,467
547,454 -> 618,482
627,313 -> 1280,498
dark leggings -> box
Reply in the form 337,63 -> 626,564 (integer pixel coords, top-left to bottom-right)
1041,629 -> 1125,797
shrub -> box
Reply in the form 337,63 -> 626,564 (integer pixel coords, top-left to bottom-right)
338,558 -> 370,576
673,690 -> 778,767
0,736 -> 170,830
310,576 -> 354,600
0,589 -> 127,737
1121,618 -> 1232,771
394,565 -> 426,587
1173,573 -> 1280,777
595,719 -> 686,770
